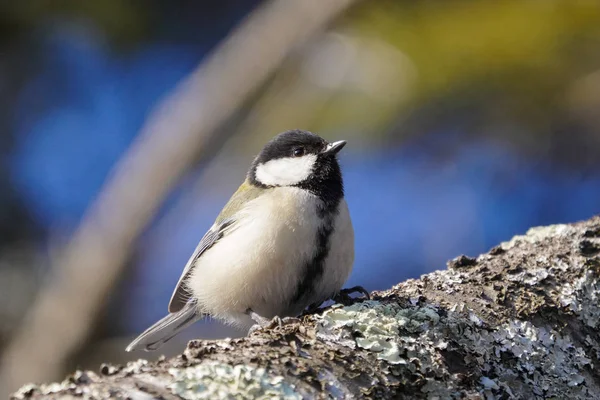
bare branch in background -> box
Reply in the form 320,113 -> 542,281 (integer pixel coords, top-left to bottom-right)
0,0 -> 358,395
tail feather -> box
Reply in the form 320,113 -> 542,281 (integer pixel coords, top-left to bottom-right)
126,299 -> 203,352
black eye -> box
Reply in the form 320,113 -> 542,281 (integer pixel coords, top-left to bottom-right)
292,147 -> 305,157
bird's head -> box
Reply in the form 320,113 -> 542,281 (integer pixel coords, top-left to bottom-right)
248,130 -> 346,198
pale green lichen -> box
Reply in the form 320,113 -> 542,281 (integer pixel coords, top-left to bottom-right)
168,362 -> 301,400
318,299 -> 597,399
501,224 -> 573,250
318,300 -> 443,365
123,358 -> 149,374
318,301 -> 460,398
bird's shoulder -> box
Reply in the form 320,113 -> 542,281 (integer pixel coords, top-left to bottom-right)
215,180 -> 267,224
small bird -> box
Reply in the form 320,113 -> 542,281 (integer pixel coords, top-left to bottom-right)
126,129 -> 362,352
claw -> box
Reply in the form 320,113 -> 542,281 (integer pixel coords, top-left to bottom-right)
344,285 -> 370,299
303,301 -> 324,315
247,310 -> 299,334
332,285 -> 370,306
248,323 -> 264,335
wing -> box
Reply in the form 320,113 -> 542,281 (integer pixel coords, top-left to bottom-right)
168,218 -> 234,312
167,180 -> 265,313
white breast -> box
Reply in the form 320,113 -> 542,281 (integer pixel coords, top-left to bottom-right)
186,187 -> 354,329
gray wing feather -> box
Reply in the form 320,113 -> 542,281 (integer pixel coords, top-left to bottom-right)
168,218 -> 235,312
126,298 -> 202,352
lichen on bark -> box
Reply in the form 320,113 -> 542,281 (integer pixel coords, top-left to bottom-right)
11,216 -> 600,399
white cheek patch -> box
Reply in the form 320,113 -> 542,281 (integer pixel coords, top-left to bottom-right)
255,154 -> 317,186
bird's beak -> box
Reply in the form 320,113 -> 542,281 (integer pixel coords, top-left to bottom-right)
322,140 -> 347,155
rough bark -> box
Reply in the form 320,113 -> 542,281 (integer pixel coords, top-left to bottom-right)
12,215 -> 600,399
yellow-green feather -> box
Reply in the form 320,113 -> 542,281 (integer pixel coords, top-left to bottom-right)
215,180 -> 267,224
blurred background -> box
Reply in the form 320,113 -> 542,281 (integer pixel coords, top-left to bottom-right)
1,0 -> 600,395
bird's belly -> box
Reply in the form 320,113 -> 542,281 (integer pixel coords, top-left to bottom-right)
187,189 -> 354,329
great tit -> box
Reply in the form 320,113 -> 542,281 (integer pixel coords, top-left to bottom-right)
126,129 -> 357,352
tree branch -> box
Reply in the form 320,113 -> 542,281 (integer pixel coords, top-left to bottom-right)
12,215 -> 600,399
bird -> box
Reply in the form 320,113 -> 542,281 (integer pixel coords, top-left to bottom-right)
126,129 -> 365,352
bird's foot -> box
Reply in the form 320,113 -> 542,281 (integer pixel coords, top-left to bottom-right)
332,285 -> 370,306
247,310 -> 298,334
304,301 -> 324,314
301,286 -> 371,316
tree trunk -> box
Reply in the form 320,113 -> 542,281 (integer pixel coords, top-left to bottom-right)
11,216 -> 600,399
